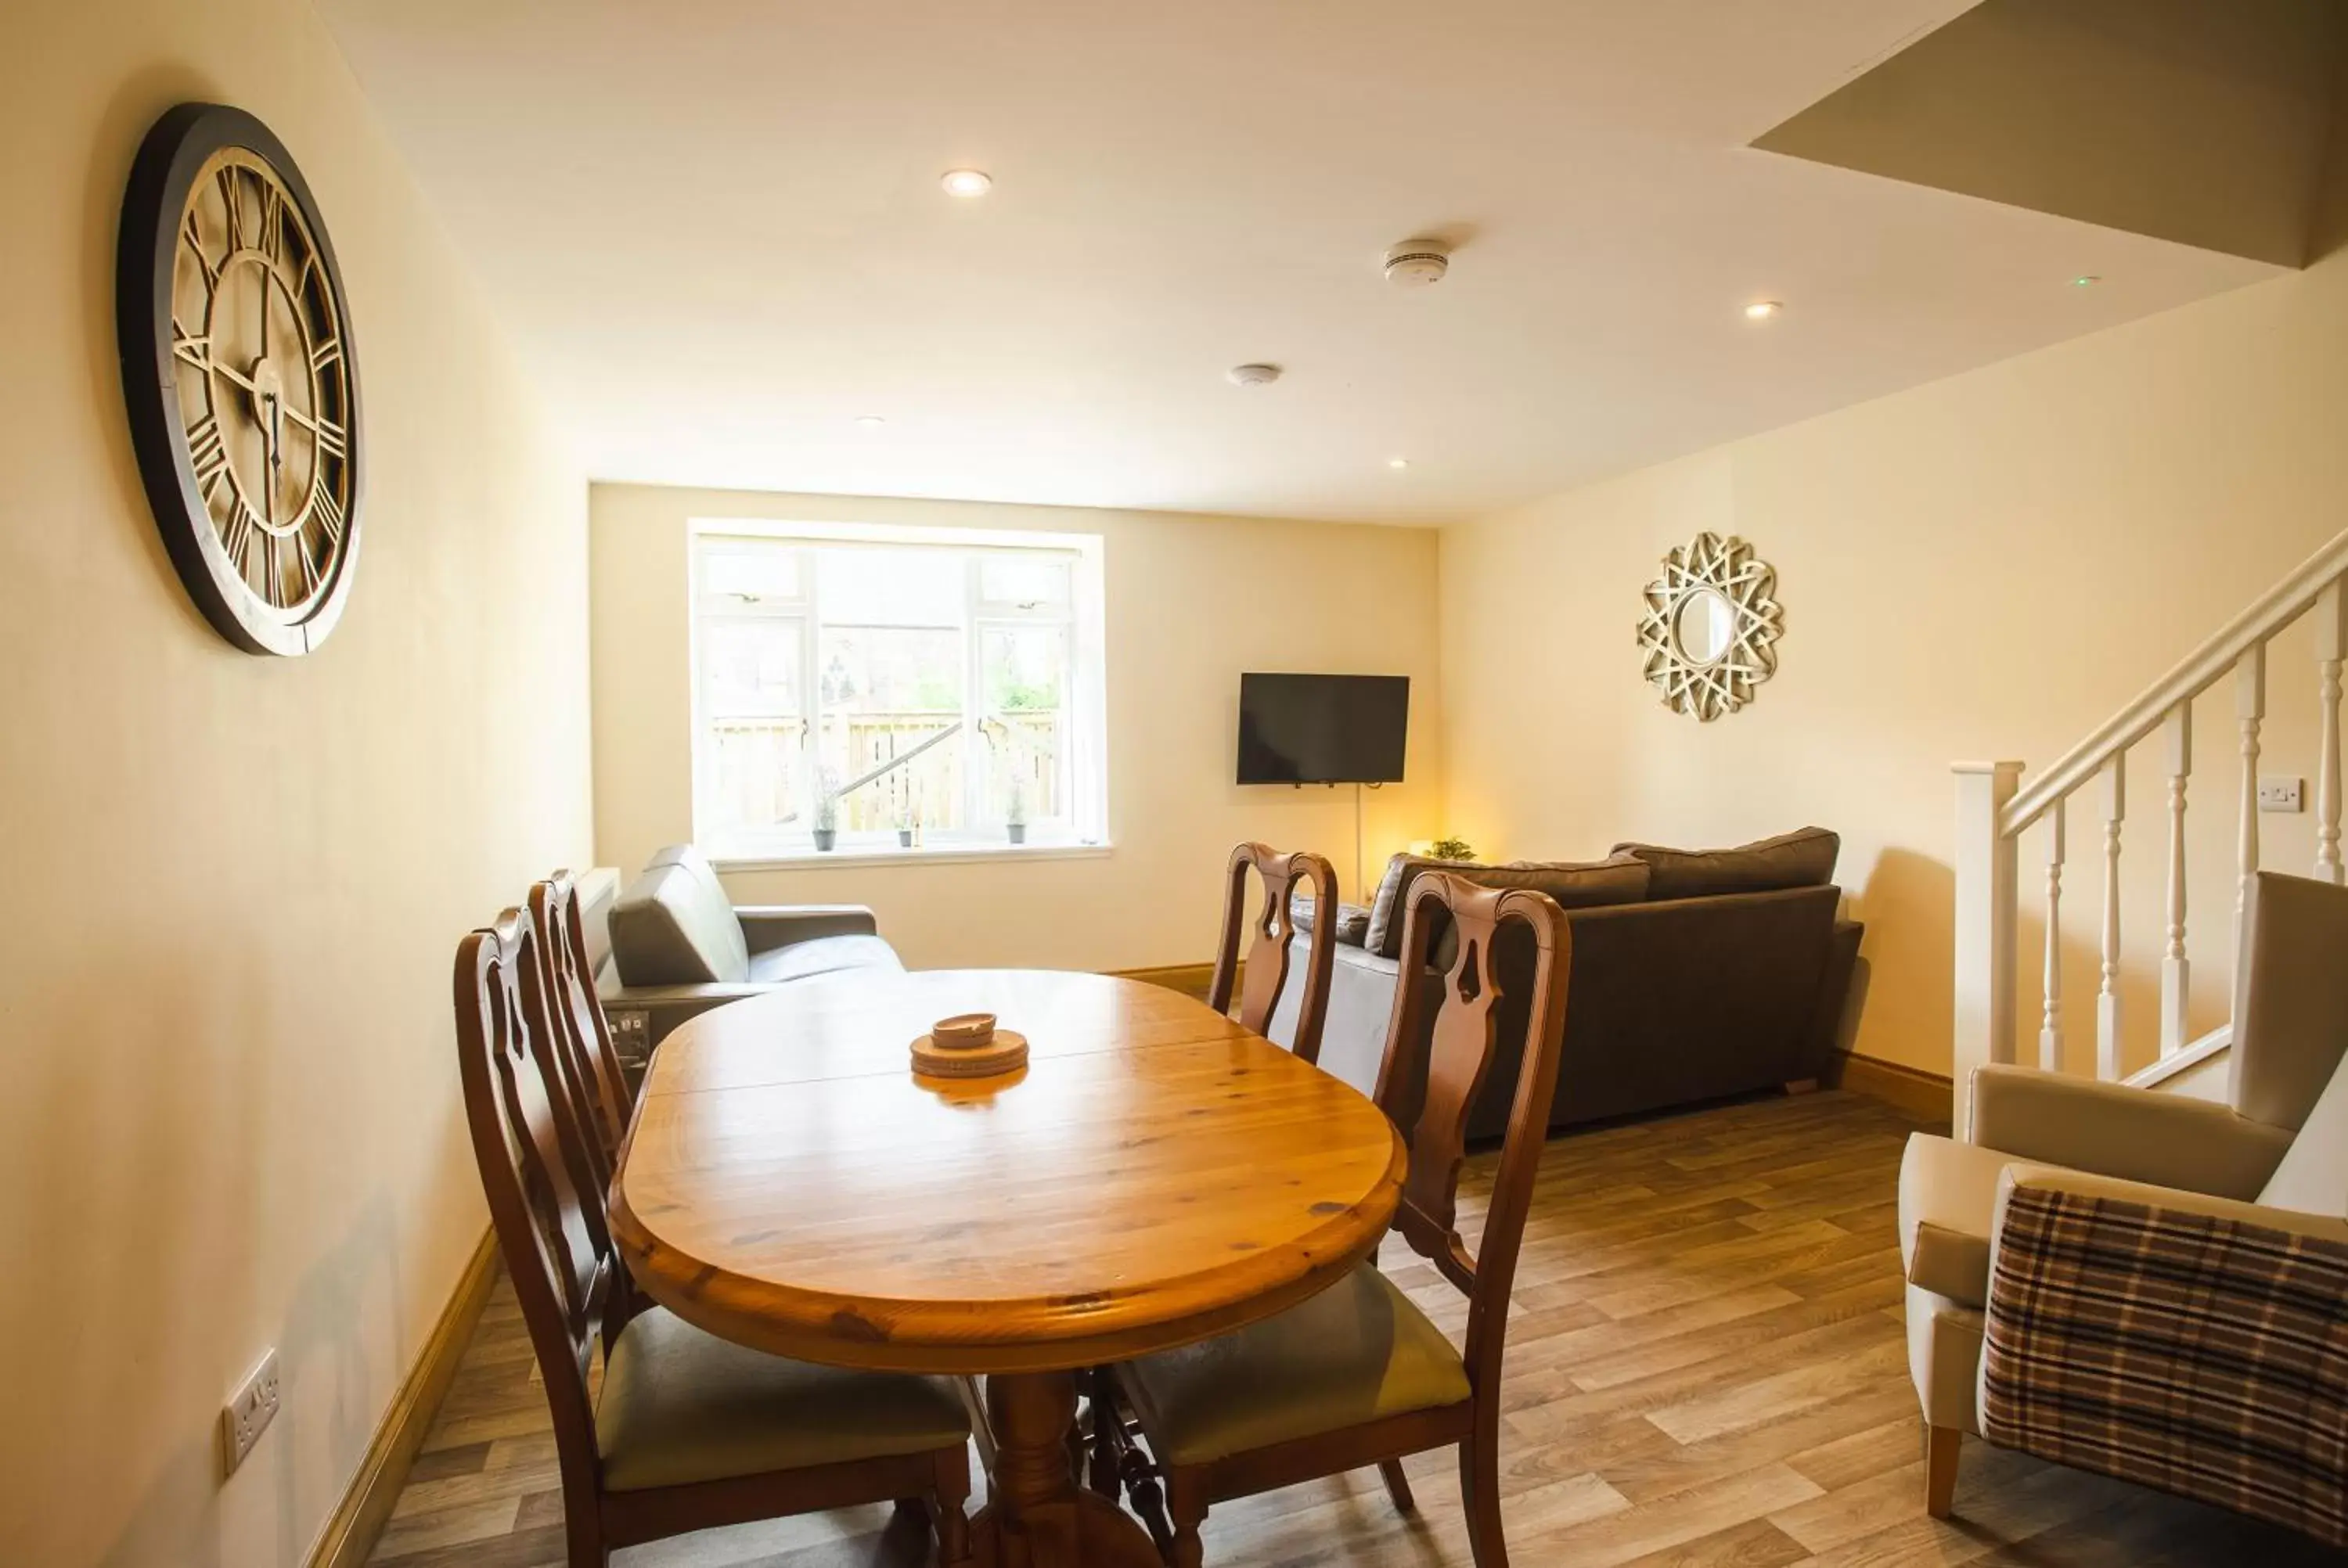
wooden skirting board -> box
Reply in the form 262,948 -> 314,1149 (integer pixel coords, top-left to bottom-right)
1830,1049 -> 1954,1125
306,1225 -> 499,1568
1108,962 -> 1222,1006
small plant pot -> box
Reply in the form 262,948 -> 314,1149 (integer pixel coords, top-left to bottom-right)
898,829 -> 914,848
813,829 -> 837,851
1007,823 -> 1027,845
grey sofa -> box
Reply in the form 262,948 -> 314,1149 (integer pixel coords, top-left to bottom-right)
1265,839 -> 1862,1140
593,843 -> 902,1068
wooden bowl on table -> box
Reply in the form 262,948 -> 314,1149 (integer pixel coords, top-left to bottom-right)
913,1011 -> 1028,1079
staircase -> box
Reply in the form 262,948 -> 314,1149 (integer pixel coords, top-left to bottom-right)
1951,527 -> 2348,1131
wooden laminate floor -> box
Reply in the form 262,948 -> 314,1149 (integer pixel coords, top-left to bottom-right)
369,1090 -> 2338,1566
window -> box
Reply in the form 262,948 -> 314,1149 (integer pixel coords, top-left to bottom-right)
690,522 -> 1108,861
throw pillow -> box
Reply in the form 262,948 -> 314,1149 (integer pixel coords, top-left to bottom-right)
1610,826 -> 1840,902
1287,894 -> 1371,947
2259,1044 -> 2348,1217
1363,852 -> 1649,958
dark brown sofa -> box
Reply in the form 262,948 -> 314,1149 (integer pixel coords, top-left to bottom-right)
1265,837 -> 1863,1139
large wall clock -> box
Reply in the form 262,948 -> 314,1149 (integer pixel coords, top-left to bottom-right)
118,104 -> 361,656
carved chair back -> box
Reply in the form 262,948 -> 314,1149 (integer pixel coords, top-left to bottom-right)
1208,842 -> 1340,1061
453,912 -> 614,1495
529,872 -> 634,1186
1370,871 -> 1572,1396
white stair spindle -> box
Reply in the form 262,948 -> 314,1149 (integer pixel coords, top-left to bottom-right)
2040,800 -> 2065,1072
2161,703 -> 2191,1057
1952,761 -> 2022,1137
2235,646 -> 2266,977
2098,757 -> 2125,1083
2317,580 -> 2344,885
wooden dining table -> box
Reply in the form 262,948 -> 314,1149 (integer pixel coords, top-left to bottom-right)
609,967 -> 1406,1568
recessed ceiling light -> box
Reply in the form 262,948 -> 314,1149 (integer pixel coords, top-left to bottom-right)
1388,458 -> 1410,470
2072,275 -> 2102,288
854,415 -> 887,428
1227,363 -> 1283,387
1743,300 -> 1783,321
940,168 -> 992,197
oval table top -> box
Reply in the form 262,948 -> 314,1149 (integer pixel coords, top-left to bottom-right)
610,969 -> 1407,1375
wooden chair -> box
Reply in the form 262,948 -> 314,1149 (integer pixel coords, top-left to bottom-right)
528,872 -> 634,1189
1206,841 -> 1341,1061
1116,870 -> 1572,1568
455,911 -> 975,1568
1081,843 -> 1346,1509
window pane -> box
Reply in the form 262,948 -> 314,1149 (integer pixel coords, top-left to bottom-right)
706,720 -> 806,840
817,547 -> 961,627
704,619 -> 802,717
981,625 -> 1066,824
979,553 -> 1071,608
817,625 -> 967,833
702,545 -> 800,602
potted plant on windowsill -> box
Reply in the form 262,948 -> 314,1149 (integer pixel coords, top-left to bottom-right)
812,770 -> 841,852
1005,780 -> 1028,846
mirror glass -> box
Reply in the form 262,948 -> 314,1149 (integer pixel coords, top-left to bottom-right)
1674,588 -> 1733,665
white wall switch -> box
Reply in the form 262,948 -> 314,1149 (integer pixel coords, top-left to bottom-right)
220,1349 -> 281,1478
2257,776 -> 2304,813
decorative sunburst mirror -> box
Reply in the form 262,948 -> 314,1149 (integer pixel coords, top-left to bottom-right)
1637,531 -> 1784,721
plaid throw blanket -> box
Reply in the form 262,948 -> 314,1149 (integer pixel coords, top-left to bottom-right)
1981,1183 -> 2348,1547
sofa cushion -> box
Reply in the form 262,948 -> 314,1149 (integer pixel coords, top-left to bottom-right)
610,845 -> 751,985
2259,1044 -> 2348,1216
2232,871 -> 2348,1132
1363,852 -> 1648,958
1290,894 -> 1371,947
1898,1132 -> 2057,1307
1610,826 -> 1839,902
746,933 -> 904,985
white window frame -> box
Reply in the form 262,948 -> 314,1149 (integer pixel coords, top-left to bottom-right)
688,518 -> 1110,866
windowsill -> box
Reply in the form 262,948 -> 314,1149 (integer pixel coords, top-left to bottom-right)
711,842 -> 1115,872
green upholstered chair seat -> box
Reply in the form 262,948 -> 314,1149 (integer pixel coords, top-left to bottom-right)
1122,1264 -> 1471,1467
595,1307 -> 969,1493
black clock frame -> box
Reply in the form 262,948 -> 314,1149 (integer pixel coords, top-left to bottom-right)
117,102 -> 364,656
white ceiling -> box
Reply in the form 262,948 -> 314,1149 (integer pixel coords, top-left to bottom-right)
317,0 -> 2278,525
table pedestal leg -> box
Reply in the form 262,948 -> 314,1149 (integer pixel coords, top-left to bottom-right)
974,1371 -> 1161,1568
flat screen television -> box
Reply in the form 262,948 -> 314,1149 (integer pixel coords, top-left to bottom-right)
1236,673 -> 1410,785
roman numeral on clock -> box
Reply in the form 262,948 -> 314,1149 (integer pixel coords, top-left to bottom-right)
219,495 -> 257,573
313,485 -> 346,545
186,412 -> 229,491
218,166 -> 246,252
182,210 -> 218,288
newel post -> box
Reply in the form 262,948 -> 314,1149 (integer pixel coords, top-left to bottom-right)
1953,761 -> 2023,1138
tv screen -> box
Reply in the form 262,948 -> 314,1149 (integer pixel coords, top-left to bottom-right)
1237,673 -> 1410,785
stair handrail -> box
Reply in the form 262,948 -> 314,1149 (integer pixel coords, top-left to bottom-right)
2003,524 -> 2348,836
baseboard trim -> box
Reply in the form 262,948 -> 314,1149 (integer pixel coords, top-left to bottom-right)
1830,1050 -> 1953,1124
1108,962 -> 1222,1005
306,1225 -> 499,1568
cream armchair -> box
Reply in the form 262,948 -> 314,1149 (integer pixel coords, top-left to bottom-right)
1899,871 -> 2348,1544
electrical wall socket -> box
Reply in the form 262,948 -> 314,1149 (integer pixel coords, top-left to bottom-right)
220,1349 -> 281,1478
2258,776 -> 2304,813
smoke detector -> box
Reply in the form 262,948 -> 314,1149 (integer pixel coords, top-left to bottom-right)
1226,362 -> 1283,387
1383,238 -> 1451,287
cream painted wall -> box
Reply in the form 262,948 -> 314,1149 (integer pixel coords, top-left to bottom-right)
1442,250 -> 2348,1080
0,5 -> 589,1565
592,484 -> 1442,969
